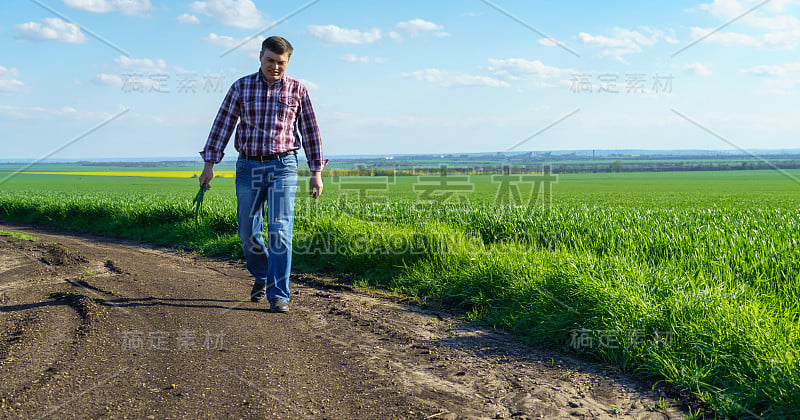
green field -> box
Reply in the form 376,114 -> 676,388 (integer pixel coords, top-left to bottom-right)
1,168 -> 799,417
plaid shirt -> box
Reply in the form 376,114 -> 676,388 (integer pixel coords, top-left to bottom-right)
200,71 -> 326,172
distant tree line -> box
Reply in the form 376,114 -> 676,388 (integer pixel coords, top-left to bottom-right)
297,159 -> 800,176
560,160 -> 800,174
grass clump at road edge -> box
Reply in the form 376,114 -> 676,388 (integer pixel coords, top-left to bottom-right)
0,229 -> 39,241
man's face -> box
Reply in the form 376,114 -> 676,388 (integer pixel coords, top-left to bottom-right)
259,49 -> 290,83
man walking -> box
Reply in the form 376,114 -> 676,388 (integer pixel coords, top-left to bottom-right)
199,36 -> 326,313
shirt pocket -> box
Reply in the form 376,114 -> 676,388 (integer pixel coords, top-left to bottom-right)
277,95 -> 299,122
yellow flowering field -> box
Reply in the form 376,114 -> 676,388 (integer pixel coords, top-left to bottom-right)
18,171 -> 236,178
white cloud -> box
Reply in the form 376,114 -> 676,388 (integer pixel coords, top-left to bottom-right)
298,79 -> 318,90
307,25 -> 381,44
682,63 -> 712,76
0,67 -> 20,79
742,62 -> 800,94
762,28 -> 800,48
63,0 -> 151,16
204,32 -> 237,47
402,69 -> 509,88
114,56 -> 167,73
0,66 -> 25,93
742,62 -> 800,77
689,26 -> 762,46
764,0 -> 800,13
697,0 -> 747,19
14,18 -> 87,44
0,104 -> 115,120
202,32 -> 261,55
341,54 -> 368,63
579,27 -> 678,61
745,14 -> 800,31
178,13 -> 200,24
486,58 -> 576,89
341,54 -> 386,64
538,38 -> 560,47
661,28 -> 681,44
487,58 -> 574,80
93,73 -> 124,87
93,57 -> 168,91
694,0 -> 800,49
579,32 -> 640,60
190,0 -> 266,30
403,59 -> 571,89
395,19 -> 444,36
389,20 -> 449,41
94,72 -> 167,92
698,0 -> 800,22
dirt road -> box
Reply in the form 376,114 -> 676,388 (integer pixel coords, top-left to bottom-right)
0,224 -> 688,419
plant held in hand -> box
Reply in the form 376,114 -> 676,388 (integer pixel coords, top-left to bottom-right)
192,183 -> 208,221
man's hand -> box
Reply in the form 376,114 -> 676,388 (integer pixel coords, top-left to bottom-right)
199,162 -> 214,190
309,172 -> 323,199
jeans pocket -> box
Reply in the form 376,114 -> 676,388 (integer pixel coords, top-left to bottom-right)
236,157 -> 248,176
279,153 -> 298,168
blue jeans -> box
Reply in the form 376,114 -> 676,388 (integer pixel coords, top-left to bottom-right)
235,153 -> 298,301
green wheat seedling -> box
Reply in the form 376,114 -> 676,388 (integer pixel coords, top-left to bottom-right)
192,183 -> 208,222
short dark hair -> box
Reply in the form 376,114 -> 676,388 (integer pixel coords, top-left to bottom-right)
261,36 -> 294,56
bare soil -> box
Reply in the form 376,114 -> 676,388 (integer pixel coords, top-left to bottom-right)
0,224 -> 691,419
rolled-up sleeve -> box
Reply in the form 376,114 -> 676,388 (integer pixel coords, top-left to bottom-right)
200,84 -> 240,163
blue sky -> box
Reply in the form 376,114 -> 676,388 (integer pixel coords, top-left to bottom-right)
1,0 -> 799,160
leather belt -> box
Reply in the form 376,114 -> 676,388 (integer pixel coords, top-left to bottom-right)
240,150 -> 297,161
